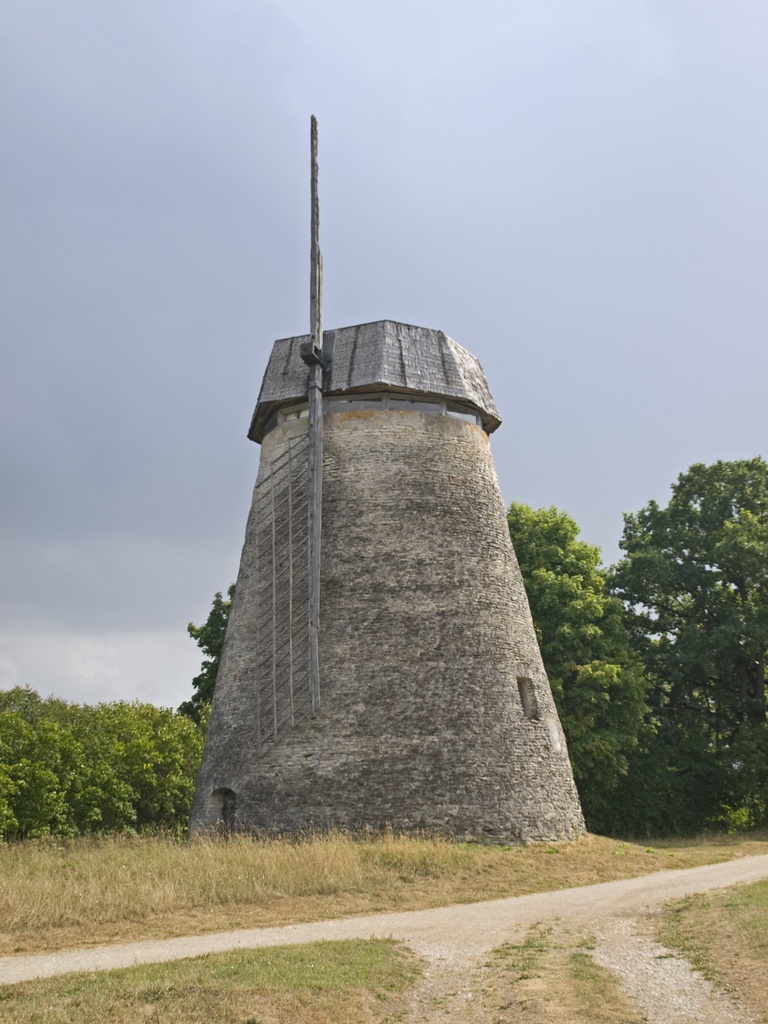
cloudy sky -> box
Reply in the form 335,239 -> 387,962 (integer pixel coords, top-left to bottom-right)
1,0 -> 766,709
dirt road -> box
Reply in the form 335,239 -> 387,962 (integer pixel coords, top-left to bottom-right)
3,854 -> 768,1021
3,851 -> 765,1019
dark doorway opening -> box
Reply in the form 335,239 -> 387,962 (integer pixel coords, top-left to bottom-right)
213,787 -> 236,830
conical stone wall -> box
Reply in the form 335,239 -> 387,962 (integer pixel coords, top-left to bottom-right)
190,323 -> 585,842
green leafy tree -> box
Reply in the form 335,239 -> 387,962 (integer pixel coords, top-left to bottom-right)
178,585 -> 234,721
508,503 -> 650,833
69,702 -> 204,830
0,712 -> 73,837
0,688 -> 206,839
610,458 -> 768,833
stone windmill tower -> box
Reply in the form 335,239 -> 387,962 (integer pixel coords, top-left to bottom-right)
189,121 -> 584,842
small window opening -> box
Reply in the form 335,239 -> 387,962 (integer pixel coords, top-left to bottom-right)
517,678 -> 538,720
213,787 -> 237,830
279,404 -> 309,423
446,401 -> 481,425
346,397 -> 384,410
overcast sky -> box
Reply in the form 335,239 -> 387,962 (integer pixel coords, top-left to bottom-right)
2,0 -> 766,709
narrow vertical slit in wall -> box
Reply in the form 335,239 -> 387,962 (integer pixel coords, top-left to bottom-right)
517,677 -> 538,720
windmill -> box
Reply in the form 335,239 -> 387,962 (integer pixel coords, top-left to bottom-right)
189,121 -> 584,841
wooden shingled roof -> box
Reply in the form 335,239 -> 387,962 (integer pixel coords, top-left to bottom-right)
248,320 -> 501,442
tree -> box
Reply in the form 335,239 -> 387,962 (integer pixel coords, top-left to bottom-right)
610,458 -> 768,833
69,701 -> 204,830
0,687 -> 205,839
0,710 -> 75,838
508,503 -> 650,833
178,585 -> 234,721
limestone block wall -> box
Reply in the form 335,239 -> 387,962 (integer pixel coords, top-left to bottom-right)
190,407 -> 584,842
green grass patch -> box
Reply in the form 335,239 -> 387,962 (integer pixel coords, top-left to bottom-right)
481,924 -> 646,1023
491,923 -> 552,980
0,939 -> 421,1024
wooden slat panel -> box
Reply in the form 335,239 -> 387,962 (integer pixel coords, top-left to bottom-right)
253,434 -> 312,752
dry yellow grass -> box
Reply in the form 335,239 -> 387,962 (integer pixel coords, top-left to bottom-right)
1,829 -> 766,956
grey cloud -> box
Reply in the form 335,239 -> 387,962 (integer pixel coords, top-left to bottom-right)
1,0 -> 766,703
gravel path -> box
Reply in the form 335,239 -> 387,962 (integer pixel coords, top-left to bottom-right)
2,853 -> 768,1020
593,917 -> 756,1024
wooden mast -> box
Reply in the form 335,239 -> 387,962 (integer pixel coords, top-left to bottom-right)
302,115 -> 323,715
